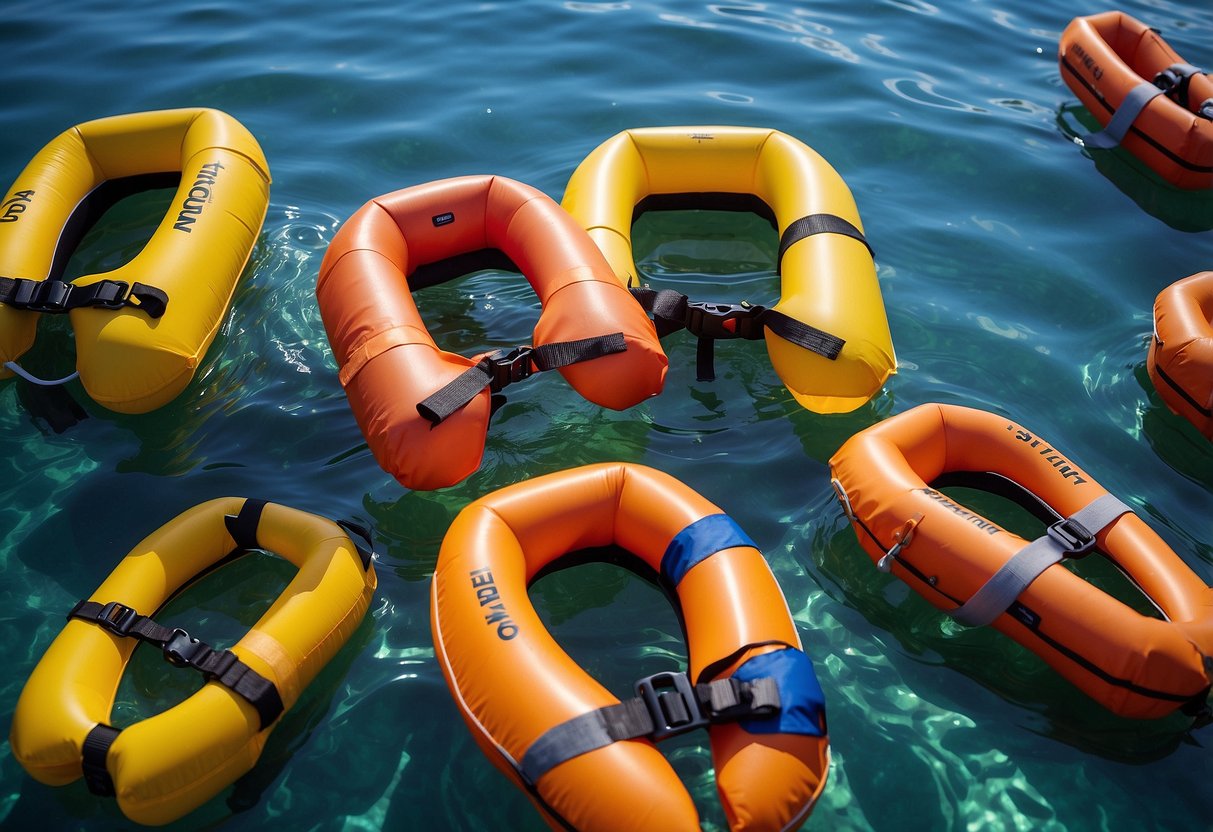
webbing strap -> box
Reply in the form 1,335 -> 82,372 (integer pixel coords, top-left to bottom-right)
81,723 -> 121,796
629,288 -> 844,381
416,332 -> 627,425
778,213 -> 873,265
1084,81 -> 1165,150
68,600 -> 284,729
950,493 -> 1132,627
762,308 -> 846,359
518,673 -> 779,786
224,497 -> 267,552
0,277 -> 167,318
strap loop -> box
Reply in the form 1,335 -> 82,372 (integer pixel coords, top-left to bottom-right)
81,723 -> 121,796
778,213 -> 873,264
0,277 -> 167,319
1084,81 -> 1165,150
1153,62 -> 1205,109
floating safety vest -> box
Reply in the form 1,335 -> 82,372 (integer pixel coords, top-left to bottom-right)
1148,271 -> 1213,438
562,125 -> 896,413
1060,12 -> 1213,189
9,498 -> 377,825
432,462 -> 829,830
0,108 -> 270,413
317,175 -> 667,491
829,403 -> 1213,720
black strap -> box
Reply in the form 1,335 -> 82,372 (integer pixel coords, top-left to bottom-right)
68,600 -> 284,729
335,519 -> 376,570
0,277 -> 167,318
224,498 -> 268,552
81,723 -> 121,796
777,213 -> 873,265
630,288 -> 845,381
518,670 -> 779,785
416,332 -> 628,425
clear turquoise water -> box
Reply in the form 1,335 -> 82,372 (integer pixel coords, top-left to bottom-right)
2,1 -> 1213,830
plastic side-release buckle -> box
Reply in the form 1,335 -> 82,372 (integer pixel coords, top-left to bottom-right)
480,346 -> 534,392
163,628 -> 209,668
635,671 -> 709,741
95,601 -> 140,636
684,300 -> 765,340
1047,516 -> 1095,554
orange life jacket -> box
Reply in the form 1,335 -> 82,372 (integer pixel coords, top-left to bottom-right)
830,402 -> 1213,719
317,175 -> 667,490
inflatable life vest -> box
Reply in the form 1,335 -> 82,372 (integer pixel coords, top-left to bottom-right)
9,498 -> 377,825
0,108 -> 271,412
432,462 -> 829,831
1059,12 -> 1213,190
317,175 -> 667,491
828,403 -> 1213,720
1148,271 -> 1213,438
561,126 -> 896,413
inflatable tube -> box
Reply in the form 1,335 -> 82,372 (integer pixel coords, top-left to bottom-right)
317,175 -> 667,491
1059,12 -> 1213,190
561,126 -> 896,413
9,498 -> 377,825
1148,271 -> 1213,438
432,462 -> 829,831
0,108 -> 271,412
829,403 -> 1213,719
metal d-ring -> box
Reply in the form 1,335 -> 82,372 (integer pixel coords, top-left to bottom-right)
878,515 -> 922,572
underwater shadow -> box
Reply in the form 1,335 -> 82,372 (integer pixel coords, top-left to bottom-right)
1056,103 -> 1213,233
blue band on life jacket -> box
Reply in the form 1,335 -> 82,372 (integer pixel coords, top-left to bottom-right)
660,513 -> 758,586
733,647 -> 826,737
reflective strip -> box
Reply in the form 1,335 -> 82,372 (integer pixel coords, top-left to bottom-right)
660,513 -> 757,586
1084,82 -> 1165,150
951,493 -> 1132,627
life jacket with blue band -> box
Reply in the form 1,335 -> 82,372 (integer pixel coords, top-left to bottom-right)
519,513 -> 826,787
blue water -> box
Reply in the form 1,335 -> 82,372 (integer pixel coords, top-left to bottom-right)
2,1 -> 1213,830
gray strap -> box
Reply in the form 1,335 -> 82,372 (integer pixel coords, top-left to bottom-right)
1085,82 -> 1164,150
951,493 -> 1131,627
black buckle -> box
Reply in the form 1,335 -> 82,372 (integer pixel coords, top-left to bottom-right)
96,601 -> 140,636
163,628 -> 208,668
1154,67 -> 1182,94
634,671 -> 708,741
20,279 -> 72,313
480,347 -> 534,392
89,279 -> 132,310
684,301 -> 766,340
1047,516 -> 1095,554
